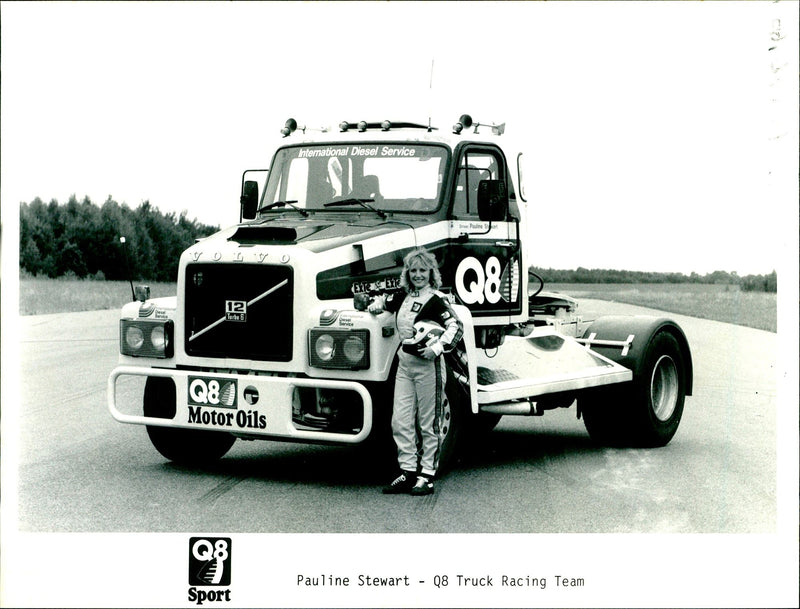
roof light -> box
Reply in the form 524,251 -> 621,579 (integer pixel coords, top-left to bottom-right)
357,121 -> 368,132
280,118 -> 298,137
453,113 -> 473,134
453,114 -> 504,136
381,120 -> 391,131
339,121 -> 349,132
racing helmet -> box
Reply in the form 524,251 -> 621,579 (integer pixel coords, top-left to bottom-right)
401,320 -> 445,356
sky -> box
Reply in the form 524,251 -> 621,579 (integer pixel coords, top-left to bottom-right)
2,1 -> 797,276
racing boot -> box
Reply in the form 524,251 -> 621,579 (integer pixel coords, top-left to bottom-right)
382,471 -> 416,494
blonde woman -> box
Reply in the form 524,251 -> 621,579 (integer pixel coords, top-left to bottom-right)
368,248 -> 463,495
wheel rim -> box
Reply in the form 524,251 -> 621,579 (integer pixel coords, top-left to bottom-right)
440,395 -> 452,438
650,355 -> 679,421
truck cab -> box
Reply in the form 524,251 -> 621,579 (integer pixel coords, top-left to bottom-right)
108,115 -> 692,466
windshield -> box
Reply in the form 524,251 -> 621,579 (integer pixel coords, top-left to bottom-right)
261,143 -> 449,214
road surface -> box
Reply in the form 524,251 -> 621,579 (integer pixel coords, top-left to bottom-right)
14,300 -> 777,533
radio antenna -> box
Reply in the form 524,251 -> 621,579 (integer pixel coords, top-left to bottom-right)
428,58 -> 434,131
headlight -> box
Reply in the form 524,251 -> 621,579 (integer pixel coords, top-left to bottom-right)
125,326 -> 145,351
120,319 -> 174,358
309,329 -> 369,370
150,325 -> 169,351
343,336 -> 365,363
315,334 -> 336,361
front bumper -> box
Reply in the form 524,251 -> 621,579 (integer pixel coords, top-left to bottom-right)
108,366 -> 373,444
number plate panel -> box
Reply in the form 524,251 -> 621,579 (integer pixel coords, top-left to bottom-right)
187,376 -> 238,408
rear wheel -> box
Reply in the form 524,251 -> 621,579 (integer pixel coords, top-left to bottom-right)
581,332 -> 686,447
144,377 -> 235,464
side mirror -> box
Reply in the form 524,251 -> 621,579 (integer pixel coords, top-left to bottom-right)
241,180 -> 259,220
477,179 -> 508,222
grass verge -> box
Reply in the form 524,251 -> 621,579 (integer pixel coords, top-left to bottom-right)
546,283 -> 776,333
19,278 -> 777,332
19,278 -> 178,316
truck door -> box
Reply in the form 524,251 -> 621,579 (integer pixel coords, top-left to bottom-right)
445,145 -> 523,325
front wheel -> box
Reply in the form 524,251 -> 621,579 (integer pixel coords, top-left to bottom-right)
581,332 -> 686,447
371,358 -> 469,475
144,377 -> 235,464
436,367 -> 468,474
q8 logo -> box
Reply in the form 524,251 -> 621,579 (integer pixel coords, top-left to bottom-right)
455,255 -> 519,306
189,537 -> 231,586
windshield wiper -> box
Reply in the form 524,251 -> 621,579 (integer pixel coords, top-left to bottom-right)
256,200 -> 309,217
323,198 -> 387,219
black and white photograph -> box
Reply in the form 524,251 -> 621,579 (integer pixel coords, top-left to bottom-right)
1,1 -> 797,607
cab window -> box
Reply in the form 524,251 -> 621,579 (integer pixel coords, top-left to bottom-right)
451,149 -> 503,218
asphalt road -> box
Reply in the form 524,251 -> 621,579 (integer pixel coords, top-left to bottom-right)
15,300 -> 777,534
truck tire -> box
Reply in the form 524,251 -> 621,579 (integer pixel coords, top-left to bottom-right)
144,377 -> 235,464
437,367 -> 469,474
360,377 -> 399,470
580,331 -> 686,447
465,412 -> 502,438
367,359 -> 466,475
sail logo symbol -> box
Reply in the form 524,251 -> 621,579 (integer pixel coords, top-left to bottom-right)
189,537 -> 231,586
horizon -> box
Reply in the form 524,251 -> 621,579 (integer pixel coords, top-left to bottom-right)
15,193 -> 781,278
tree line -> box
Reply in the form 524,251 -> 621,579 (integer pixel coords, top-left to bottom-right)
531,266 -> 777,293
18,196 -> 777,293
19,196 -> 219,282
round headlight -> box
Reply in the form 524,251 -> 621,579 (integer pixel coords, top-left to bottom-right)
343,336 -> 365,363
125,326 -> 145,351
150,325 -> 167,352
315,334 -> 335,361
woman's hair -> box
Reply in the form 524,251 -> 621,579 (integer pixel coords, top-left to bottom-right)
399,247 -> 442,291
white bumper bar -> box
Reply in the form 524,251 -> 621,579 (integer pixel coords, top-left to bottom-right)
108,366 -> 373,444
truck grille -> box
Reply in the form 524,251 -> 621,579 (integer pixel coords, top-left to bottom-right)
185,263 -> 294,361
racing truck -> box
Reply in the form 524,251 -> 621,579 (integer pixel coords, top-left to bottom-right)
107,114 -> 693,469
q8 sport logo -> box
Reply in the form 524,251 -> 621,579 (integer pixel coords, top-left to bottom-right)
189,537 -> 231,586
